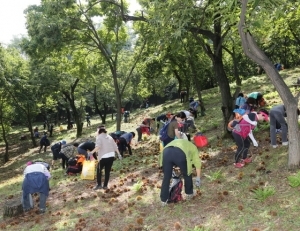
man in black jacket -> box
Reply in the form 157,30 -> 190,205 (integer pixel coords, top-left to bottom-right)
77,141 -> 96,159
50,140 -> 66,167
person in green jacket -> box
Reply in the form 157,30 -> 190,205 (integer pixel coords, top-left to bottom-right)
159,139 -> 201,205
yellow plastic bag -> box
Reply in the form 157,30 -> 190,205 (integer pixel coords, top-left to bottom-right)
160,142 -> 164,152
81,160 -> 96,180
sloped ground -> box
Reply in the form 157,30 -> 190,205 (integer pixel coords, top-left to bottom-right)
1,68 -> 300,230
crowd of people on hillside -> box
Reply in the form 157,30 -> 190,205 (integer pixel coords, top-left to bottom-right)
22,89 -> 297,213
229,91 -> 297,169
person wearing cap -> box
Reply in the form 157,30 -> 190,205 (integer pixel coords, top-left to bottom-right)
88,128 -> 122,190
247,92 -> 264,106
159,139 -> 201,206
230,109 -> 261,168
50,140 -> 66,167
22,162 -> 51,214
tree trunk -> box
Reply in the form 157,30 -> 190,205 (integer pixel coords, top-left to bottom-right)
0,117 -> 9,163
27,110 -> 37,147
93,86 -> 108,125
239,0 -> 300,169
191,15 -> 233,132
232,50 -> 242,86
213,56 -> 233,132
3,199 -> 23,217
111,68 -> 122,131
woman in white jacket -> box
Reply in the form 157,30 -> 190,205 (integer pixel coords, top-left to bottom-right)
89,128 -> 122,190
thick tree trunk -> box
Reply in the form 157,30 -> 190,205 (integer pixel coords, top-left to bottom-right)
239,0 -> 300,169
213,56 -> 233,132
3,199 -> 23,217
191,15 -> 233,132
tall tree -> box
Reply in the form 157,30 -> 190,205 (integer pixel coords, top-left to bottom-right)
238,0 -> 300,169
24,0 -> 145,130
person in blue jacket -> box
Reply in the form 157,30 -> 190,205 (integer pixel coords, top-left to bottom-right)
235,93 -> 246,109
117,132 -> 135,157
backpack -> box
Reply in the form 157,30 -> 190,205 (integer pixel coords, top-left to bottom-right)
168,171 -> 183,203
193,132 -> 208,148
159,121 -> 171,141
44,138 -> 51,146
68,157 -> 78,166
110,131 -> 126,142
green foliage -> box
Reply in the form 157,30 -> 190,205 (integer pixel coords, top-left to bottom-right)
132,180 -> 143,193
204,169 -> 224,182
287,171 -> 300,187
253,187 -> 275,201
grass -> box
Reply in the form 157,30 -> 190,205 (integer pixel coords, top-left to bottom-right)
1,68 -> 300,230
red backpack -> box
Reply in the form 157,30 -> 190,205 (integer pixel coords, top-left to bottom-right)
193,132 -> 208,148
168,171 -> 183,203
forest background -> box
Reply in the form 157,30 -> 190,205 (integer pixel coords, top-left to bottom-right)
1,0 -> 300,230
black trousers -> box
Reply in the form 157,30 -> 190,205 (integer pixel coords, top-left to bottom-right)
160,147 -> 193,202
232,132 -> 250,163
39,145 -> 47,153
96,157 -> 114,187
136,127 -> 142,142
60,154 -> 69,169
118,137 -> 132,156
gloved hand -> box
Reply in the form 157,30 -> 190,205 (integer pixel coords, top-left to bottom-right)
87,152 -> 92,157
118,154 -> 123,160
195,177 -> 201,187
253,140 -> 258,147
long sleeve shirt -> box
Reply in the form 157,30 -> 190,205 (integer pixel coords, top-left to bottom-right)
159,139 -> 201,175
60,145 -> 77,159
95,133 -> 119,159
24,163 -> 51,179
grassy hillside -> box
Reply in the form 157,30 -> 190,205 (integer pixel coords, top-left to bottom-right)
1,67 -> 300,230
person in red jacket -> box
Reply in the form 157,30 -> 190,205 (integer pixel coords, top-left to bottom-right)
229,109 -> 257,168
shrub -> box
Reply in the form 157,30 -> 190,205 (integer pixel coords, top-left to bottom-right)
253,187 -> 275,201
287,171 -> 300,187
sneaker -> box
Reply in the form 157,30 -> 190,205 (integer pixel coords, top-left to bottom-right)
282,141 -> 288,146
186,194 -> 194,200
93,185 -> 102,190
272,145 -> 278,148
234,162 -> 245,168
276,129 -> 282,133
39,209 -> 46,214
243,158 -> 252,163
103,186 -> 108,190
161,201 -> 168,207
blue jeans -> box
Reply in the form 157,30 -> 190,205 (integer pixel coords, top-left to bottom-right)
22,192 -> 47,210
